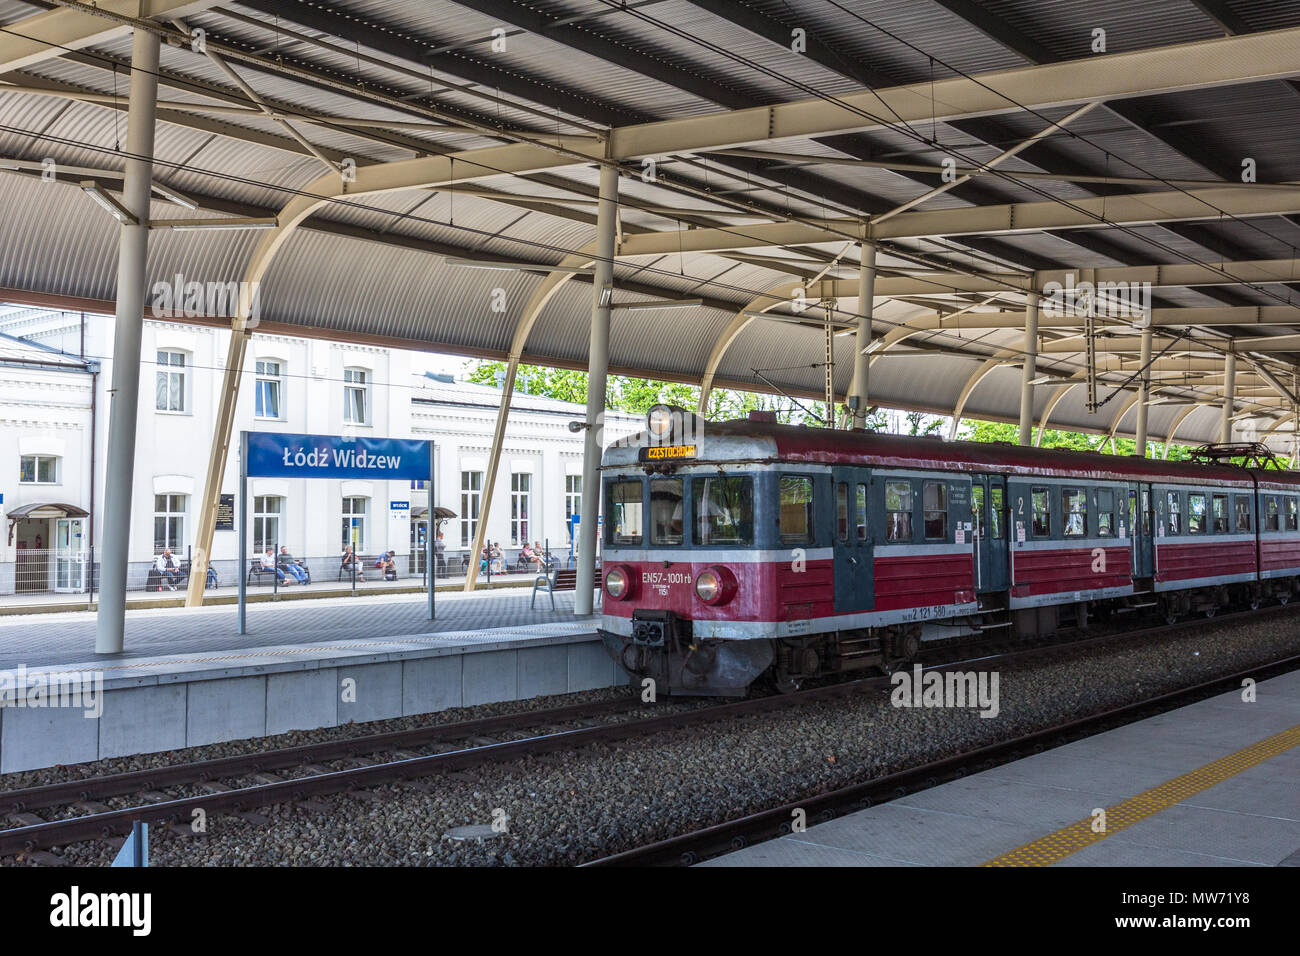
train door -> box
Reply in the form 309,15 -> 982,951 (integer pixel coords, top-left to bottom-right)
971,474 -> 1009,593
1129,482 -> 1154,579
832,467 -> 874,612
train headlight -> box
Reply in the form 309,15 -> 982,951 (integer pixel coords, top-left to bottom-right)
694,566 -> 736,606
647,404 -> 676,441
605,566 -> 633,600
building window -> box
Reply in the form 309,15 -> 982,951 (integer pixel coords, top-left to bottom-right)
885,480 -> 913,541
1031,487 -> 1051,537
1187,493 -> 1207,534
1063,489 -> 1087,537
779,476 -> 814,545
409,480 -> 426,490
565,475 -> 582,538
19,454 -> 59,484
156,350 -> 186,412
1235,496 -> 1251,533
255,360 -> 282,419
1212,494 -> 1229,534
153,494 -> 187,552
1167,491 -> 1182,536
343,367 -> 369,424
341,497 -> 368,551
510,473 -> 531,546
923,481 -> 948,540
253,495 -> 283,553
460,471 -> 482,547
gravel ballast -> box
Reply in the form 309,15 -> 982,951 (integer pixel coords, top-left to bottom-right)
5,610 -> 1299,866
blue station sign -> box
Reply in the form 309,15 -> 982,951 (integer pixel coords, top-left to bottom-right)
246,432 -> 433,480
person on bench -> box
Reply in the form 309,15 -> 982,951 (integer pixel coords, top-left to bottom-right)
278,545 -> 309,584
260,549 -> 286,584
342,545 -> 365,581
154,549 -> 181,591
375,550 -> 398,582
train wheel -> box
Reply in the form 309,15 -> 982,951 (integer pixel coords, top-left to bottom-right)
1204,604 -> 1217,619
773,674 -> 802,694
1281,592 -> 1291,607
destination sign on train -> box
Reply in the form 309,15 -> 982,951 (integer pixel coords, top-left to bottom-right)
639,444 -> 697,461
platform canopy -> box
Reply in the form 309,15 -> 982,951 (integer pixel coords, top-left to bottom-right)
3,0 -> 1300,450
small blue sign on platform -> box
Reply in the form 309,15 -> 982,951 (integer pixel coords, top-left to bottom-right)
112,821 -> 148,867
246,432 -> 432,480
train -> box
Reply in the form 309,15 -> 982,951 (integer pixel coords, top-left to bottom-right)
596,405 -> 1300,695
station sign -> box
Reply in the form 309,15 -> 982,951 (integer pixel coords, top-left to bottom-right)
638,444 -> 697,462
246,432 -> 433,480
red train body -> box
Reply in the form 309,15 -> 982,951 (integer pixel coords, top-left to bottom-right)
597,411 -> 1300,695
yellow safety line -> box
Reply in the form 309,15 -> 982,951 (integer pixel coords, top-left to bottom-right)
982,721 -> 1300,867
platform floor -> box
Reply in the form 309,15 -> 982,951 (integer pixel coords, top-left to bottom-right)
0,588 -> 596,669
707,670 -> 1300,867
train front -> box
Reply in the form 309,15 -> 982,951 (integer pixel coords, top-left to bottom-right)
597,406 -> 779,696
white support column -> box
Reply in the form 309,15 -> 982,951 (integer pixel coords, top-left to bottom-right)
95,28 -> 159,655
850,241 -> 876,429
463,356 -> 517,592
1018,293 -> 1040,446
574,164 -> 618,616
1135,327 -> 1153,457
1221,350 -> 1237,444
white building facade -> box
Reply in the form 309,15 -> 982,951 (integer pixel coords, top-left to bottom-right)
0,308 -> 640,594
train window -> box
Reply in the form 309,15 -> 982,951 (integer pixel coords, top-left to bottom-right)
1031,487 -> 1050,537
649,478 -> 684,545
856,484 -> 868,541
1063,489 -> 1087,537
1167,492 -> 1182,536
779,476 -> 814,545
989,487 -> 1004,539
923,482 -> 948,540
972,484 -> 985,540
607,480 -> 643,545
885,480 -> 913,541
693,476 -> 753,546
1097,489 -> 1114,537
1212,494 -> 1229,534
836,483 -> 849,542
1187,494 -> 1207,534
1141,489 -> 1151,536
1235,496 -> 1252,533
1266,496 -> 1281,532
1288,498 -> 1299,532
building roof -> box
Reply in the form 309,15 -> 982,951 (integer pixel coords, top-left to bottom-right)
1,1 -> 1299,449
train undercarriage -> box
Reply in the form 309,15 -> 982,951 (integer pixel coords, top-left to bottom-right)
602,577 -> 1297,697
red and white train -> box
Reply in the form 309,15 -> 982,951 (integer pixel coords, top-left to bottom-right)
596,406 -> 1300,695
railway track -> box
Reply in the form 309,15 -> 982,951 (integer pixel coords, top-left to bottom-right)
4,604 -> 1295,862
584,646 -> 1300,867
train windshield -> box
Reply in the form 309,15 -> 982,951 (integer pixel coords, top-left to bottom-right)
649,478 -> 684,545
692,476 -> 754,546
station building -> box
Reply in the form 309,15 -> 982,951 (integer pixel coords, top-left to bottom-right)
0,306 -> 639,595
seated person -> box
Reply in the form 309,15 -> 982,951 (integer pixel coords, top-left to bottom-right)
278,545 -> 309,584
341,545 -> 365,581
260,549 -> 286,583
490,543 -> 505,574
154,549 -> 180,591
375,550 -> 398,582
